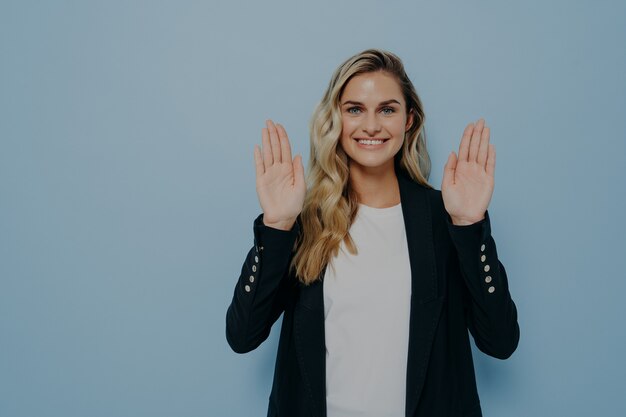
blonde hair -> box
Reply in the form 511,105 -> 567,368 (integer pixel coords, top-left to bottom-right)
291,49 -> 433,285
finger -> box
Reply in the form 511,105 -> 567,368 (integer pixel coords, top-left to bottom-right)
458,123 -> 473,162
294,154 -> 305,189
477,125 -> 490,168
486,143 -> 496,177
277,123 -> 293,166
262,127 -> 273,167
442,151 -> 457,189
468,118 -> 484,162
267,119 -> 282,164
254,144 -> 265,177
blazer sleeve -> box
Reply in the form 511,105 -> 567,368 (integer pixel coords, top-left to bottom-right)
446,210 -> 520,359
225,213 -> 300,354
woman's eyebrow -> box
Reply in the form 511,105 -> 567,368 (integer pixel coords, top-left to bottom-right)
341,99 -> 401,106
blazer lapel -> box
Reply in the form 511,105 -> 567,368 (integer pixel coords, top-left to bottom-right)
398,171 -> 445,417
292,170 -> 444,417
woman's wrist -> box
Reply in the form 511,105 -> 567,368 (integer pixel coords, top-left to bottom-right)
262,216 -> 296,231
450,214 -> 485,226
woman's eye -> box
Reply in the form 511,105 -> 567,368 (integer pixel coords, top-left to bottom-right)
381,107 -> 395,115
347,107 -> 361,114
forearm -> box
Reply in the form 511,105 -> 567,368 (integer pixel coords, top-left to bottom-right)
225,213 -> 300,353
446,210 -> 520,359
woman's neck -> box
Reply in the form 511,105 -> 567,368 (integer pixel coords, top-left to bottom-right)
349,163 -> 400,208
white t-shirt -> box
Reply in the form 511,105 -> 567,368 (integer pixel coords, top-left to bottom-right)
323,202 -> 412,417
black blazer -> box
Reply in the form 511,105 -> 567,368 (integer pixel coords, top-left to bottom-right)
226,168 -> 520,417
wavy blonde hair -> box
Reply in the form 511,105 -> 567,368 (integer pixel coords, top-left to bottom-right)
290,49 -> 433,285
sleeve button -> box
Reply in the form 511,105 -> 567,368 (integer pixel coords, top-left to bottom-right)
249,276 -> 255,283
485,275 -> 492,283
245,285 -> 251,292
480,244 -> 486,252
484,264 -> 490,272
488,286 -> 495,293
252,265 -> 257,272
254,255 -> 259,263
480,254 -> 486,262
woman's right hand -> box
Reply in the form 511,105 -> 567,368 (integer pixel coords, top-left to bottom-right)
254,119 -> 306,231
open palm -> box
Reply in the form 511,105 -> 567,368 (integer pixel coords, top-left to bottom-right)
254,119 -> 306,231
441,119 -> 495,226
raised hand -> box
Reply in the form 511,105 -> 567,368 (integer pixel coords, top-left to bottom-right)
441,118 -> 495,226
254,119 -> 306,231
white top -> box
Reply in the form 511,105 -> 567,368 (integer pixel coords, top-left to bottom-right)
323,202 -> 412,417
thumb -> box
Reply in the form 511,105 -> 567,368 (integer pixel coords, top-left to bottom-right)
293,155 -> 305,188
442,151 -> 457,189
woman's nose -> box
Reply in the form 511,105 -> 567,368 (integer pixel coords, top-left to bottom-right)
362,113 -> 382,136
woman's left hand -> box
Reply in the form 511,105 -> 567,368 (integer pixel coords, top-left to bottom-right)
441,118 -> 495,226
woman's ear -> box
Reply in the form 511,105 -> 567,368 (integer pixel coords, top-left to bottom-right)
405,109 -> 415,132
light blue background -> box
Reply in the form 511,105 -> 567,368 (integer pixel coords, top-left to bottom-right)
1,1 -> 625,416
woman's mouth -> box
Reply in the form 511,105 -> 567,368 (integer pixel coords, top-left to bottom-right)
354,138 -> 390,148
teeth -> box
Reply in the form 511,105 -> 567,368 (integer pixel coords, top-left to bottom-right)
358,139 -> 385,145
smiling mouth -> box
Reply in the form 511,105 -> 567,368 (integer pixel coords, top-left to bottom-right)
354,138 -> 390,145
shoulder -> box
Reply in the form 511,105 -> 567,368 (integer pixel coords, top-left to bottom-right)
427,187 -> 444,211
397,169 -> 445,213
424,188 -> 450,229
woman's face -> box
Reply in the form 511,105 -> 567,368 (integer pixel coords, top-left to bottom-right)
339,71 -> 413,176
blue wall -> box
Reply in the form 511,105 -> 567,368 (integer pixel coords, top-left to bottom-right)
1,1 -> 625,416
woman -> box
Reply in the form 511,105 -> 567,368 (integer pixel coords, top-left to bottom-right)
226,49 -> 520,417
